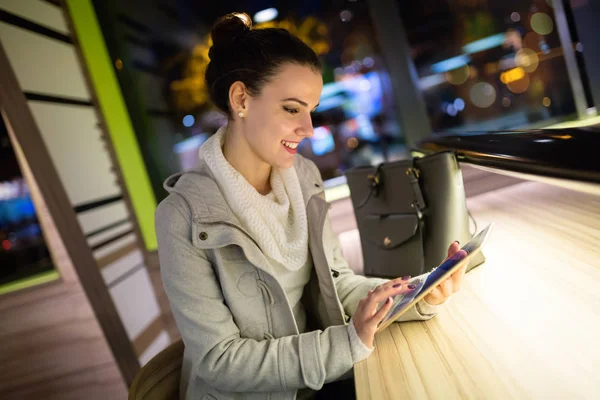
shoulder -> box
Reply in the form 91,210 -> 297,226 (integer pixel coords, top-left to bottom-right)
155,194 -> 193,233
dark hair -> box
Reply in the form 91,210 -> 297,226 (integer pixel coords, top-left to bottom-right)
205,13 -> 322,116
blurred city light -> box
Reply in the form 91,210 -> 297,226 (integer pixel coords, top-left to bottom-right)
530,13 -> 554,35
462,33 -> 506,54
182,115 -> 195,127
515,48 -> 540,72
507,73 -> 530,93
454,98 -> 465,111
470,82 -> 497,108
446,65 -> 470,85
501,67 -> 525,84
431,55 -> 471,74
340,10 -> 353,22
253,8 -> 278,23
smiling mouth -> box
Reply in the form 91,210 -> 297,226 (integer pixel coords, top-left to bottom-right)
282,140 -> 299,154
281,140 -> 299,149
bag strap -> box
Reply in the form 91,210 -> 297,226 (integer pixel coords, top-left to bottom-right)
406,159 -> 426,217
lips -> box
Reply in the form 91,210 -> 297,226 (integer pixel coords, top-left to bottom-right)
282,140 -> 299,154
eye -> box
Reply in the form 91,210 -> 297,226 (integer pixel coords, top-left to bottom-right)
284,106 -> 299,115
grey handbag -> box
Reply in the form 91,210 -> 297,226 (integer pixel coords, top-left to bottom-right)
345,151 -> 485,278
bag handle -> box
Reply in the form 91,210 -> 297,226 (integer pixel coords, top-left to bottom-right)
355,163 -> 384,210
354,160 -> 427,218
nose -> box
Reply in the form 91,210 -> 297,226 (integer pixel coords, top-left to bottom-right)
297,113 -> 314,138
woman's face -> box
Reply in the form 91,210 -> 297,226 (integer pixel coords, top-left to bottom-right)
241,63 -> 323,169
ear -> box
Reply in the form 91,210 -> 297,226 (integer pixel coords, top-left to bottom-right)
228,81 -> 248,115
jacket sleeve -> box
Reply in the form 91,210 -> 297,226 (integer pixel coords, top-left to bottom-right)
155,198 -> 353,393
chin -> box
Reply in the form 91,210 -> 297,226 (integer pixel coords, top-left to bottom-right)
275,158 -> 295,169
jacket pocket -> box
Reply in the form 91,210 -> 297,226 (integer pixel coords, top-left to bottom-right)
257,280 -> 274,336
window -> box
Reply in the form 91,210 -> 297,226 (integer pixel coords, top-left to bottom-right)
0,117 -> 58,294
397,0 -> 579,133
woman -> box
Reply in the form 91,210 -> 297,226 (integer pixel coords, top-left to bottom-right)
156,13 -> 467,400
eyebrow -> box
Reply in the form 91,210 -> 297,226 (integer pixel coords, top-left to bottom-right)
281,97 -> 320,109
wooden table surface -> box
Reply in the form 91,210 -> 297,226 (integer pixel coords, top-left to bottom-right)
354,181 -> 600,400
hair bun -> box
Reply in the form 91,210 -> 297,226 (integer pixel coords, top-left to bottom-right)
210,12 -> 252,49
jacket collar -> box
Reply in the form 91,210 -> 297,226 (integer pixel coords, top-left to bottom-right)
163,153 -> 325,228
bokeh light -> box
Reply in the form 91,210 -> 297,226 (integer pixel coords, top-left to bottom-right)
543,97 -> 552,107
445,65 -> 470,85
454,98 -> 465,111
501,67 -> 525,84
470,82 -> 497,108
511,12 -> 521,22
253,8 -> 278,23
515,48 -> 539,72
507,73 -> 530,93
502,97 -> 511,107
340,10 -> 353,22
183,115 -> 195,127
530,13 -> 554,35
347,137 -> 358,149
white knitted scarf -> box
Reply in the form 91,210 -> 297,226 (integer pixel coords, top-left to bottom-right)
199,126 -> 308,271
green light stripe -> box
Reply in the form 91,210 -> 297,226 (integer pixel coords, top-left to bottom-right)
0,270 -> 61,296
65,0 -> 157,250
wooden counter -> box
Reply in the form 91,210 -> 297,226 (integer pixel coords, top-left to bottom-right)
354,181 -> 600,400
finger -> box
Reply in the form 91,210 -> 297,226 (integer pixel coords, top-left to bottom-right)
365,284 -> 417,314
451,264 -> 468,291
426,287 -> 442,303
447,241 -> 461,258
377,275 -> 413,292
372,296 -> 394,324
439,280 -> 453,298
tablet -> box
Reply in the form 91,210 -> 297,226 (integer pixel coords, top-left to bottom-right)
377,222 -> 494,332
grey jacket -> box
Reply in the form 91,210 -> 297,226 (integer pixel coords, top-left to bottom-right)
155,154 -> 437,400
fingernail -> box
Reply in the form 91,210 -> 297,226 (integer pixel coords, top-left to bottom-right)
454,240 -> 460,246
393,283 -> 402,288
402,275 -> 411,280
387,297 -> 392,303
408,284 -> 417,290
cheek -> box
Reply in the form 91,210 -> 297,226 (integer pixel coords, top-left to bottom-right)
249,113 -> 294,146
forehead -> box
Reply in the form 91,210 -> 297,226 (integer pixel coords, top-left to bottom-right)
260,63 -> 323,105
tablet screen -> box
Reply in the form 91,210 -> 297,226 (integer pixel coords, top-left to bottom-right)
381,223 -> 493,325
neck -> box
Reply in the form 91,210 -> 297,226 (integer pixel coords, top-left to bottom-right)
222,123 -> 272,195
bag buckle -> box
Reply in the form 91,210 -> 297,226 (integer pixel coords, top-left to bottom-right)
367,174 -> 380,187
405,167 -> 420,178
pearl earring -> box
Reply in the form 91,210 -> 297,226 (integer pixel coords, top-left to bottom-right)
238,112 -> 244,118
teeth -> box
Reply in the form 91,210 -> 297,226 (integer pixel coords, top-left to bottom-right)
282,141 -> 298,149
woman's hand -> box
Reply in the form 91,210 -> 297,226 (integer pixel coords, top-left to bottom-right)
423,241 -> 468,306
353,277 -> 416,348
